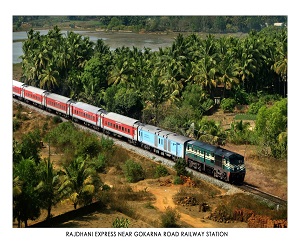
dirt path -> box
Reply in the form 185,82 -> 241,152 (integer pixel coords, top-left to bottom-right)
133,182 -> 221,228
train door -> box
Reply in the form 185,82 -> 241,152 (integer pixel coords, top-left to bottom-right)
166,140 -> 170,152
215,155 -> 223,167
139,131 -> 143,141
176,143 -> 183,158
154,134 -> 158,148
157,136 -> 164,150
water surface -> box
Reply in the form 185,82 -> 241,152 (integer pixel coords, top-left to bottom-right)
13,30 -> 176,64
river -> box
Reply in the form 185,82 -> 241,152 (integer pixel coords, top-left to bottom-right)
13,30 -> 177,64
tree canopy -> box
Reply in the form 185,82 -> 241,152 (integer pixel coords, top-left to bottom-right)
18,24 -> 287,156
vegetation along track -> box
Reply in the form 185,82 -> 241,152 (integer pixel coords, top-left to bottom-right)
241,182 -> 287,208
13,98 -> 286,209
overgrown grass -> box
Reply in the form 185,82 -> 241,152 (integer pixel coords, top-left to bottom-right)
105,184 -> 155,220
174,185 -> 219,207
160,207 -> 181,228
212,193 -> 287,222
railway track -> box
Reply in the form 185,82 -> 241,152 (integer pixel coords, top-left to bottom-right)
13,98 -> 287,208
241,182 -> 287,208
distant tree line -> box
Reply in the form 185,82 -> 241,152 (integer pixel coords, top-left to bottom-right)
13,15 -> 287,33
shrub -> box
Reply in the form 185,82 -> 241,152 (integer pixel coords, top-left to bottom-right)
87,153 -> 107,172
173,158 -> 188,176
154,165 -> 169,178
160,207 -> 181,228
173,176 -> 183,185
144,201 -> 156,209
247,101 -> 264,115
112,217 -> 130,228
220,98 -> 236,112
52,115 -> 63,124
13,119 -> 21,132
100,136 -> 114,151
122,159 -> 145,183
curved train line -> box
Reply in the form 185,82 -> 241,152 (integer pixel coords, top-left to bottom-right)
13,98 -> 286,208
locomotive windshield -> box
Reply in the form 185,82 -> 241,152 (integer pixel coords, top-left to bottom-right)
229,155 -> 244,165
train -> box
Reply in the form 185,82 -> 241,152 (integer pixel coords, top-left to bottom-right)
12,80 -> 246,184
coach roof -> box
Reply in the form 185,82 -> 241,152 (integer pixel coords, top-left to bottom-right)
214,147 -> 243,158
167,133 -> 192,144
157,130 -> 173,137
138,124 -> 162,134
13,80 -> 25,88
187,140 -> 216,152
45,92 -> 73,103
23,85 -> 47,95
104,112 -> 140,126
71,101 -> 104,113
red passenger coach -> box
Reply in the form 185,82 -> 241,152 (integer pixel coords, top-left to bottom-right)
13,80 -> 24,98
44,92 -> 72,117
23,85 -> 46,106
101,112 -> 139,142
70,101 -> 103,129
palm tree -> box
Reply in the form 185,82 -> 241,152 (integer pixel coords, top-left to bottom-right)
217,48 -> 240,98
13,157 -> 42,227
146,73 -> 169,125
191,55 -> 218,98
35,157 -> 61,220
272,29 -> 287,96
94,39 -> 111,55
188,34 -> 219,98
78,80 -> 106,106
108,59 -> 130,86
38,65 -> 59,91
66,31 -> 94,69
236,32 -> 264,93
59,156 -> 102,209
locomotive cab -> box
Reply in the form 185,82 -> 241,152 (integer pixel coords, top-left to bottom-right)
227,154 -> 246,184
